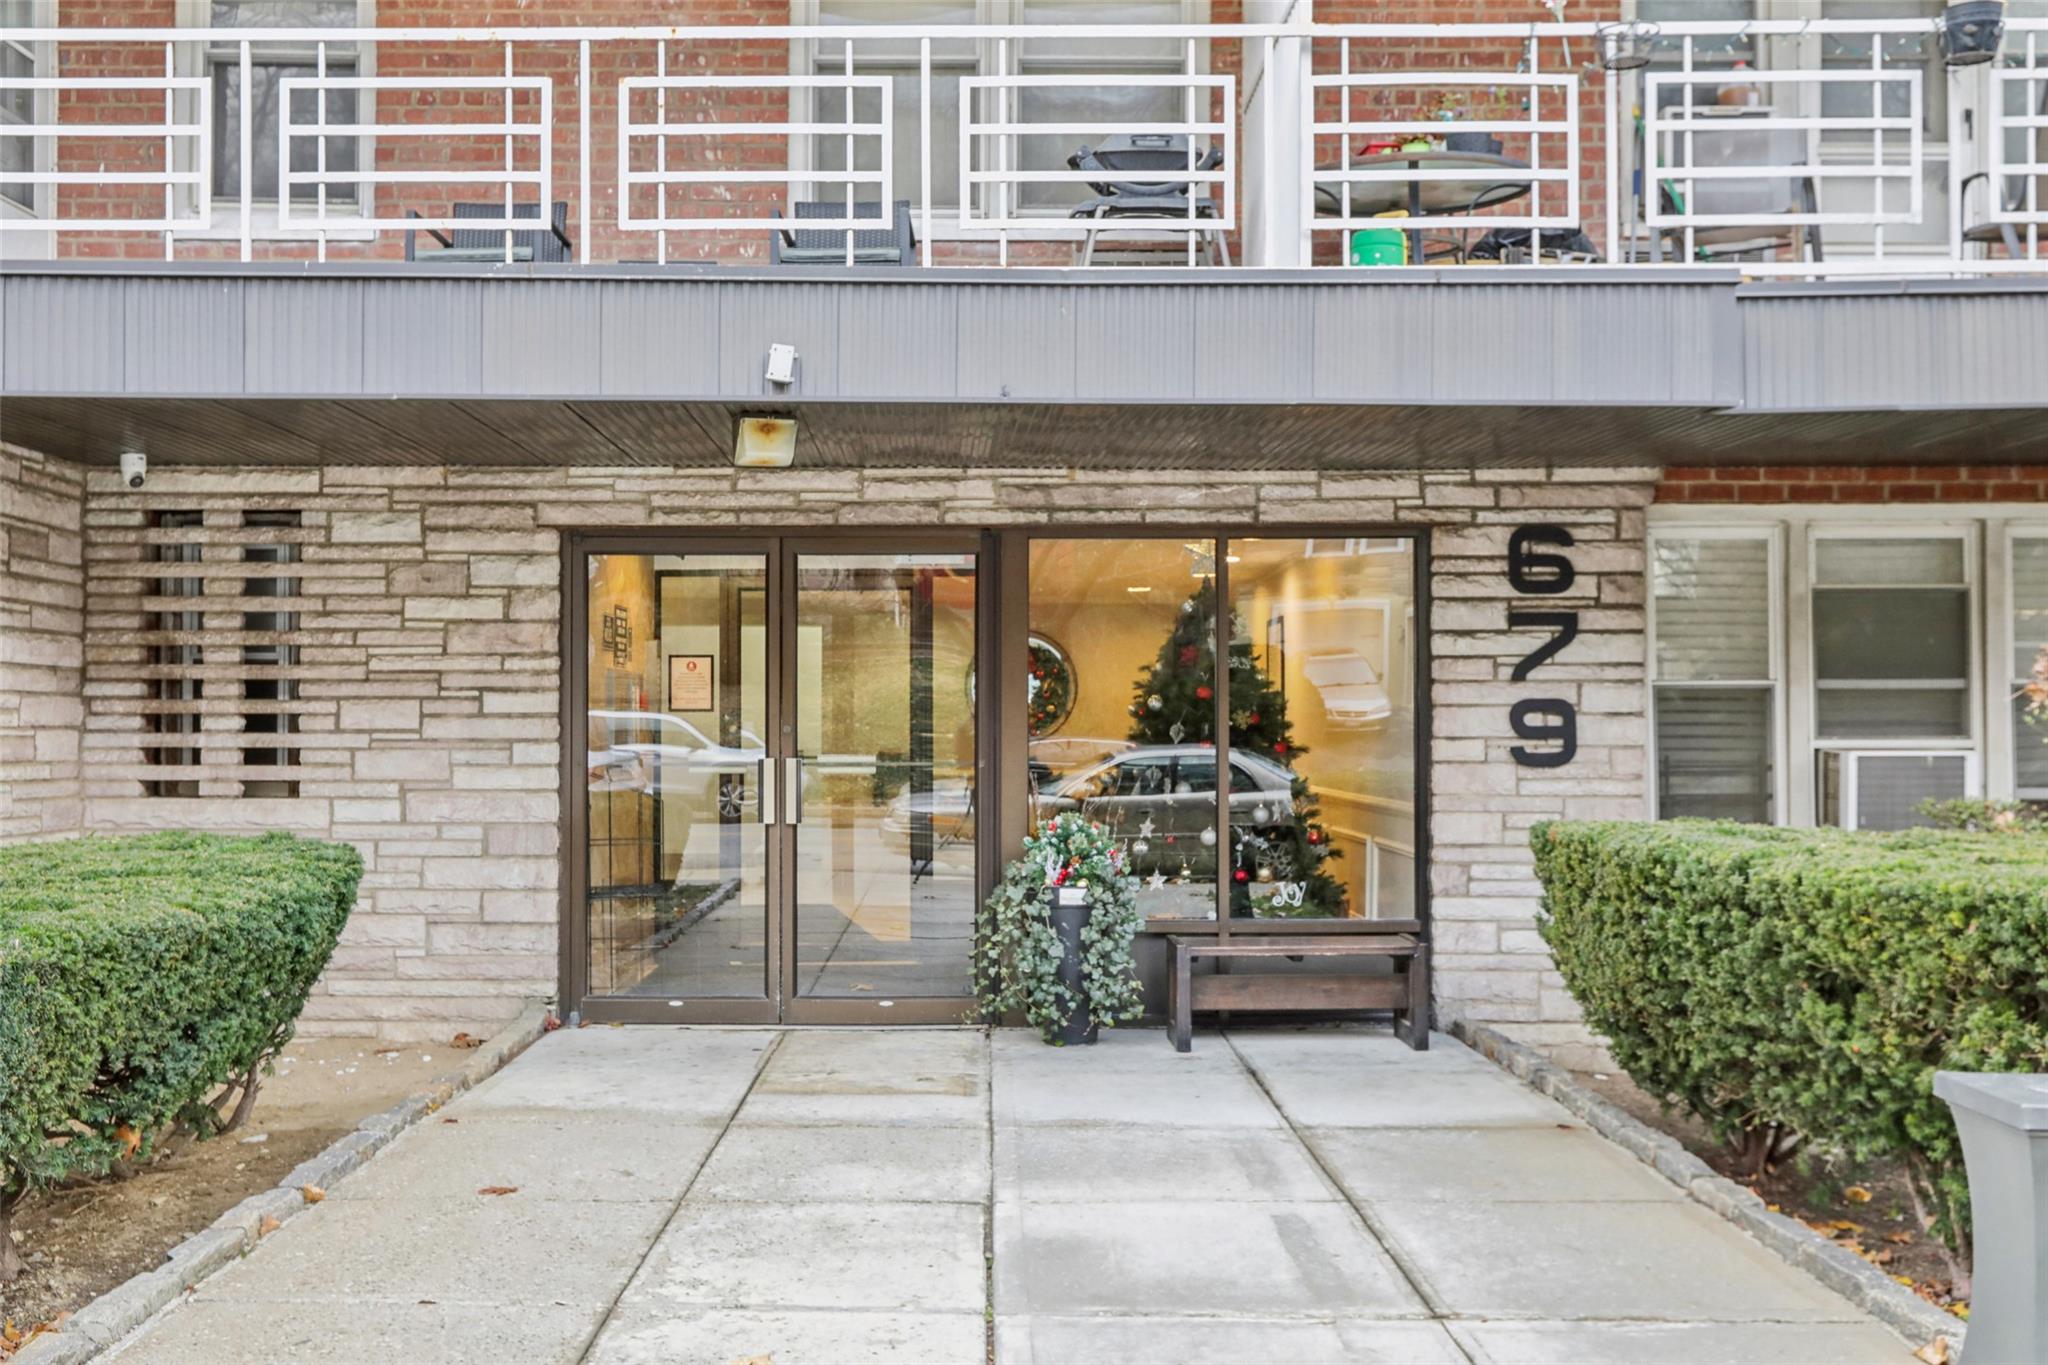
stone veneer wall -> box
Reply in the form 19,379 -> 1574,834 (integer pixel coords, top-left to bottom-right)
58,462 -> 1653,1055
1,445 -> 87,842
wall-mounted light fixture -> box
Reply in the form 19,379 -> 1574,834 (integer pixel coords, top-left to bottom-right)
733,415 -> 799,469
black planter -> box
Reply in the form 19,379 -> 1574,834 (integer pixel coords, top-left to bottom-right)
1941,1 -> 2006,66
1046,888 -> 1099,1046
1445,131 -> 1504,155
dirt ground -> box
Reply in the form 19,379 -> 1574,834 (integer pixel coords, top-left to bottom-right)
1574,1068 -> 1971,1323
1,1038 -> 457,1333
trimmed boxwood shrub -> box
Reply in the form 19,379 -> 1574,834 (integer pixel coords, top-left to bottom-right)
0,832 -> 361,1280
1533,819 -> 2048,1258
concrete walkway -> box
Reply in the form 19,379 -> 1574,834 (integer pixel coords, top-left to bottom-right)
108,1026 -> 1914,1365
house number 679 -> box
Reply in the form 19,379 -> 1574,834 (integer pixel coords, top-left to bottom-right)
1507,525 -> 1578,769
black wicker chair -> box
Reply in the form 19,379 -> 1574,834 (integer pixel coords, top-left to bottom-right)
771,199 -> 916,265
403,201 -> 573,263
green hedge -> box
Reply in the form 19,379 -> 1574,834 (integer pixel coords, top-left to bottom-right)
0,832 -> 361,1266
1532,819 -> 2048,1250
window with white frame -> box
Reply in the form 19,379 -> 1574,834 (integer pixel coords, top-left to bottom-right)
2011,533 -> 2048,798
1811,533 -> 1973,741
190,0 -> 368,205
0,0 -> 44,213
1650,531 -> 1780,822
805,0 -> 1201,216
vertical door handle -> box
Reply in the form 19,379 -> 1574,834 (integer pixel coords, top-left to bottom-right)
758,757 -> 777,826
785,756 -> 803,826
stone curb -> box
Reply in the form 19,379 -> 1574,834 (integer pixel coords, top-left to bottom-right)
14,1001 -> 554,1365
1449,1018 -> 1964,1358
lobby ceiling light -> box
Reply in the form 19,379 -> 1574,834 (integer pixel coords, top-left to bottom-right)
1126,585 -> 1153,593
733,416 -> 798,469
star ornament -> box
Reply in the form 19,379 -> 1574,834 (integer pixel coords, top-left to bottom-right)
1136,814 -> 1157,839
1145,870 -> 1168,891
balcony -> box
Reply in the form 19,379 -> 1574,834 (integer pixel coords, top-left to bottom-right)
0,12 -> 2043,278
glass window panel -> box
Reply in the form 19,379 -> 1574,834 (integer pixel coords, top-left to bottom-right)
1656,685 -> 1774,822
1,41 -> 32,211
1816,686 -> 1970,740
1815,537 -> 1965,587
794,552 -> 977,1000
1028,538 -> 1217,922
1020,0 -> 1186,64
2015,696 -> 2048,797
1016,82 -> 1185,210
586,553 -> 770,1000
1814,587 -> 1968,683
2013,537 -> 2048,677
212,65 -> 358,202
1374,843 -> 1415,920
1227,537 -> 1417,921
816,72 -> 964,210
1653,536 -> 1771,682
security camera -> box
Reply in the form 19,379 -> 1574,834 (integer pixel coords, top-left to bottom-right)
119,451 -> 147,490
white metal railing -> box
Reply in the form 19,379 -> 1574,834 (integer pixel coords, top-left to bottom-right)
0,16 -> 2044,278
280,71 -> 552,261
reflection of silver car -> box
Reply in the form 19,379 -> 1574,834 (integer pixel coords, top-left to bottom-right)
1031,745 -> 1297,876
587,711 -> 766,822
1302,651 -> 1393,730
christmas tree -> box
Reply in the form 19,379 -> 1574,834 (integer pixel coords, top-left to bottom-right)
1126,579 -> 1345,917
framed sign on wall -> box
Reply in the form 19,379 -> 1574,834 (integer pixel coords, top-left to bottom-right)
669,654 -> 715,712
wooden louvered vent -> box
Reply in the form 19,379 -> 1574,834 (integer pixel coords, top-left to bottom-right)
132,509 -> 312,799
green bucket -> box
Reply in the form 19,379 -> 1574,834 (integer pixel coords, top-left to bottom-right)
1348,227 -> 1407,267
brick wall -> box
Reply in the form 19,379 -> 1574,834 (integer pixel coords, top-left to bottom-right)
1657,464 -> 2048,505
56,461 -> 1654,1059
0,446 -> 87,843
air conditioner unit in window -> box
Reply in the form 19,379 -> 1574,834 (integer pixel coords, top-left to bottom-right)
1817,751 -> 1979,831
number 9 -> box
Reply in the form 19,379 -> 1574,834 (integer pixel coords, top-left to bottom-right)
1509,699 -> 1577,769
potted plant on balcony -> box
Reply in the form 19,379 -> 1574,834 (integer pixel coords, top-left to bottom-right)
1432,87 -> 1514,157
973,813 -> 1143,1045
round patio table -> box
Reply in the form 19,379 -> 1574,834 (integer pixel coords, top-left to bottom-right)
1314,151 -> 1535,262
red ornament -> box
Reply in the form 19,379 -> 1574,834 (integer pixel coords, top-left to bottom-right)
1273,742 -> 1288,754
1233,868 -> 1250,883
1307,829 -> 1323,845
1246,713 -> 1259,725
1178,645 -> 1198,667
1195,685 -> 1213,701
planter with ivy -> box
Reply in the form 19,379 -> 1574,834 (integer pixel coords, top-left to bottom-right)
974,813 -> 1144,1045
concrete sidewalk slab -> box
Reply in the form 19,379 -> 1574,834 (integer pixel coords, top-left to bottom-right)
1374,1197 -> 1873,1322
996,1314 -> 1467,1365
108,1298 -> 607,1365
1305,1124 -> 1685,1203
995,1123 -> 1337,1203
739,1030 -> 986,1127
615,1200 -> 986,1313
993,1199 -> 1426,1318
1450,1319 -> 1922,1363
334,1111 -> 724,1204
461,1027 -> 771,1119
690,1122 -> 988,1203
992,1028 -> 1282,1128
586,1306 -> 987,1365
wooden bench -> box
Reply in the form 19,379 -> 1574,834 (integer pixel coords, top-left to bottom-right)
1166,934 -> 1428,1053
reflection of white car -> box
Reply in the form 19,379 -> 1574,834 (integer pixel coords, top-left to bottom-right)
879,777 -> 976,852
1031,744 -> 1297,878
1301,651 -> 1393,730
587,711 -> 767,821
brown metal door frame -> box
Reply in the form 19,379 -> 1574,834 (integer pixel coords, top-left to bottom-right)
560,529 -> 989,1027
777,533 -> 986,1027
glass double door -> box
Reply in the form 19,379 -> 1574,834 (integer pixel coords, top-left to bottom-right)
580,536 -> 983,1023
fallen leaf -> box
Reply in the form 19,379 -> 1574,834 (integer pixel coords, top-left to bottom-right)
442,1117 -> 460,1125
1913,1336 -> 1951,1365
1828,1220 -> 1864,1234
450,1032 -> 482,1049
1868,1248 -> 1895,1266
1886,1230 -> 1914,1245
115,1124 -> 141,1160
258,1215 -> 281,1237
1765,1203 -> 1782,1213
373,1046 -> 402,1056
301,1185 -> 326,1204
1844,1185 -> 1874,1203
477,1185 -> 518,1197
2,1323 -> 21,1346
